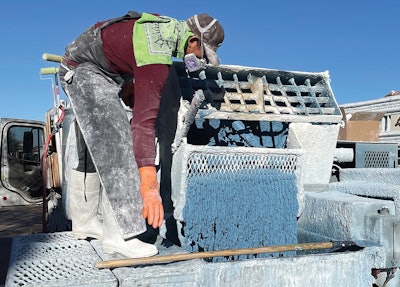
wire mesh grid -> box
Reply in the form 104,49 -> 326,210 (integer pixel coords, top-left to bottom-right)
186,150 -> 300,178
364,151 -> 392,168
210,73 -> 336,116
174,146 -> 301,261
174,62 -> 341,122
6,255 -> 115,287
10,239 -> 96,263
6,232 -> 116,287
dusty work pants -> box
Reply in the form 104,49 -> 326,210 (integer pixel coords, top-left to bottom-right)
61,63 -> 146,239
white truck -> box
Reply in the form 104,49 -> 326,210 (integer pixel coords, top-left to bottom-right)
2,53 -> 399,287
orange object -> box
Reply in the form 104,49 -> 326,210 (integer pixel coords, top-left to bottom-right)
138,166 -> 164,228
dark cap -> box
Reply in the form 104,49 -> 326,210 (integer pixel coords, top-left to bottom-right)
187,14 -> 224,65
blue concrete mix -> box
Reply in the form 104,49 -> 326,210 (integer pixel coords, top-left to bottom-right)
182,170 -> 298,261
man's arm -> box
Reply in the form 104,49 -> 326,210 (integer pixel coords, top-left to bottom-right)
131,63 -> 171,228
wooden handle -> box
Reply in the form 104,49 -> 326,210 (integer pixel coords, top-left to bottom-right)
95,241 -> 337,269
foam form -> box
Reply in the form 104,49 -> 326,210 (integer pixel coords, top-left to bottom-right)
108,245 -> 384,287
337,168 -> 400,214
287,123 -> 340,190
298,191 -> 395,240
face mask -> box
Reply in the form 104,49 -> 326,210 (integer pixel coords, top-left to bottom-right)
184,53 -> 206,72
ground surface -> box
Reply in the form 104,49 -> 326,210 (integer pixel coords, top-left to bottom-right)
0,204 -> 43,287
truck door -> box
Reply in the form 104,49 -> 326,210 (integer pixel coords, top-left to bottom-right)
0,118 -> 45,206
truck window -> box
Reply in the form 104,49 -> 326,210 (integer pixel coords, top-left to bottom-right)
6,125 -> 44,198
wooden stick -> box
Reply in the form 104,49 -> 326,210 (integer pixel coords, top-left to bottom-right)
95,241 -> 350,269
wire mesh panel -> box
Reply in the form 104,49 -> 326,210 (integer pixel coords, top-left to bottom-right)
213,75 -> 335,116
173,62 -> 342,124
171,144 -> 303,262
6,232 -> 117,287
186,151 -> 299,176
364,151 -> 392,168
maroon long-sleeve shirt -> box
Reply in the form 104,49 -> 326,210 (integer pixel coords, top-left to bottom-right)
101,19 -> 171,168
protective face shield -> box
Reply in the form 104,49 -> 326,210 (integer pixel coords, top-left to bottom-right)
187,14 -> 224,66
184,53 -> 206,72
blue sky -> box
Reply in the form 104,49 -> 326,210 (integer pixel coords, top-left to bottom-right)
1,1 -> 399,121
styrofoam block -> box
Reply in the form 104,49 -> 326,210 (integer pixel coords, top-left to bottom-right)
110,245 -> 384,287
339,168 -> 400,184
114,259 -> 204,287
287,122 -> 340,190
326,180 -> 400,215
297,191 -> 395,241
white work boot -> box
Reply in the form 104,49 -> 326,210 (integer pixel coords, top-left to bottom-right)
101,191 -> 158,258
68,169 -> 103,240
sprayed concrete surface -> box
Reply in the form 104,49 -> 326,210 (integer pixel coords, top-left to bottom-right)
5,230 -> 385,287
